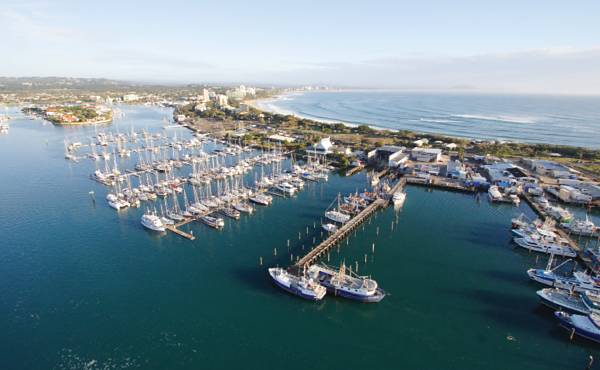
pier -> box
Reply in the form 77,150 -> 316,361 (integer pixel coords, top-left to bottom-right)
291,177 -> 406,271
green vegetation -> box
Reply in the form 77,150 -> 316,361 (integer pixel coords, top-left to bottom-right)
178,101 -> 600,177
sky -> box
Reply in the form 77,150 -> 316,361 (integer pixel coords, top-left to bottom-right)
2,0 -> 600,94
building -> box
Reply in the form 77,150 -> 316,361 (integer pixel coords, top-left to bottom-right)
202,89 -> 210,102
530,160 -> 575,179
368,145 -> 405,167
410,148 -> 442,162
413,138 -> 429,147
268,134 -> 296,143
216,94 -> 228,107
194,103 -> 207,112
310,137 -> 333,154
122,93 -> 139,102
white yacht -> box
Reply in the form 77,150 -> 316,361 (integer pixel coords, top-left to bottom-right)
322,223 -> 338,233
488,185 -> 503,202
325,210 -> 351,224
392,191 -> 406,207
141,212 -> 166,232
513,236 -> 576,257
275,182 -> 297,195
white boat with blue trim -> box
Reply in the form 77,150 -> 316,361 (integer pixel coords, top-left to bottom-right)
268,267 -> 326,301
307,263 -> 386,302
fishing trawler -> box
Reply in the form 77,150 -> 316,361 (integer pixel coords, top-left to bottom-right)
268,267 -> 327,301
308,263 -> 386,302
561,216 -> 598,237
536,288 -> 590,314
546,205 -> 573,223
528,258 -> 600,294
324,194 -> 351,224
555,311 -> 600,343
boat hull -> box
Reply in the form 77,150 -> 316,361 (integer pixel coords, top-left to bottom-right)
555,311 -> 600,343
271,276 -> 323,301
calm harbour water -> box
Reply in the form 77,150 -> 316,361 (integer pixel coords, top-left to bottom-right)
1,105 -> 600,369
256,91 -> 600,149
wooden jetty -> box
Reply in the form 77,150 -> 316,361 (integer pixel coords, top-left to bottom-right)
345,165 -> 365,177
165,224 -> 196,240
291,177 -> 406,271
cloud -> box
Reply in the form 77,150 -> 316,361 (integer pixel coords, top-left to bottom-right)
263,47 -> 600,94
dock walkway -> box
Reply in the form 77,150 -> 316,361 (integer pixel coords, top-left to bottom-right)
292,177 -> 406,270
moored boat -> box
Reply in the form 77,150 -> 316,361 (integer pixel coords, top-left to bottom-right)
392,191 -> 406,207
308,263 -> 385,302
141,212 -> 166,232
513,237 -> 576,257
200,215 -> 225,229
268,267 -> 326,301
322,223 -> 338,233
536,288 -> 590,314
555,311 -> 600,343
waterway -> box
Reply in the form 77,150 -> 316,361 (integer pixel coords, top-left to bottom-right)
1,105 -> 599,369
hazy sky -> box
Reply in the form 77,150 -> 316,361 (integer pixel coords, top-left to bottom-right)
3,0 -> 600,93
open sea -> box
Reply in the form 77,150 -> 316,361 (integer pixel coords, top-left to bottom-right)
1,105 -> 600,369
255,91 -> 600,149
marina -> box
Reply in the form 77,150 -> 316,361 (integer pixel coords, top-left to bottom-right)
2,105 -> 600,369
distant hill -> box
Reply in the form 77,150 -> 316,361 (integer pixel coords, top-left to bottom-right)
0,77 -> 147,92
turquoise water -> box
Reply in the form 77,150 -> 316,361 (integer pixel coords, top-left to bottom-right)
257,91 -> 600,148
2,106 -> 600,369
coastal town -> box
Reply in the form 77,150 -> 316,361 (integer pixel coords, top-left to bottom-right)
3,78 -> 600,361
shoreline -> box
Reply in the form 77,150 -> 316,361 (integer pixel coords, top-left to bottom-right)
245,92 -> 599,149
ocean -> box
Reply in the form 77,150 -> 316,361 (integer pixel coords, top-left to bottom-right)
1,105 -> 600,369
255,91 -> 600,149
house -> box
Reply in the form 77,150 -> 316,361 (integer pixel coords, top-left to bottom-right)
410,148 -> 442,162
268,134 -> 296,143
413,138 -> 429,147
369,145 -> 406,167
308,137 -> 333,155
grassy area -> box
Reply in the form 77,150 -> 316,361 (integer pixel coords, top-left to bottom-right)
178,102 -> 600,177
